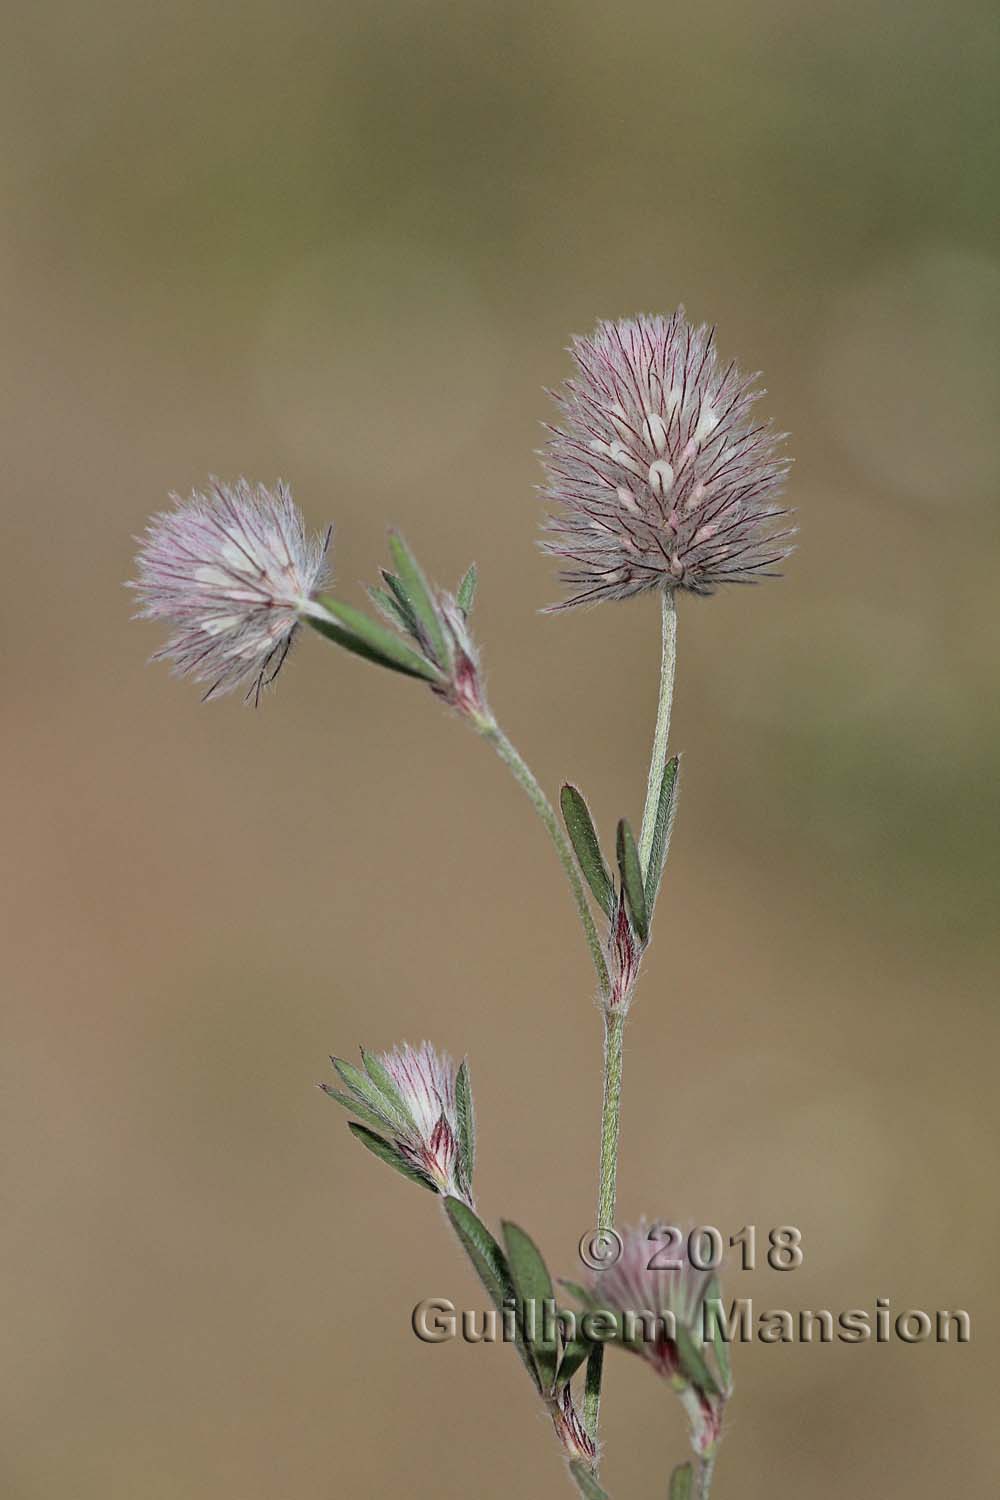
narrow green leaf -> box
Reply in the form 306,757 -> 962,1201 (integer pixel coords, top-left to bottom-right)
643,754 -> 681,911
569,1461 -> 609,1500
616,818 -> 649,944
444,1198 -> 513,1311
502,1222 -> 559,1392
704,1279 -> 732,1394
456,563 -> 478,616
555,1334 -> 592,1389
669,1462 -> 693,1500
561,785 -> 615,918
347,1123 -> 437,1193
312,598 -> 440,682
379,570 -> 420,633
367,584 -> 413,635
674,1326 -> 721,1399
558,1278 -> 601,1312
445,1199 -> 541,1392
387,532 -> 452,671
318,1083 -> 390,1132
330,1057 -> 393,1123
360,1048 -> 418,1133
454,1059 -> 475,1192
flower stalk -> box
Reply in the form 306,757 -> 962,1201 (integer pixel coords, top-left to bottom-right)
474,714 -> 611,999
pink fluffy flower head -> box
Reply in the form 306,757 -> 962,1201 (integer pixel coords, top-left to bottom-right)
541,311 -> 793,607
376,1042 -> 471,1201
130,478 -> 330,703
591,1220 -> 725,1456
325,1042 -> 475,1208
592,1220 -> 712,1380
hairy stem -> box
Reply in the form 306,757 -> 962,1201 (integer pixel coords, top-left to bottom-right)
478,718 -> 611,998
582,1005 -> 625,1436
585,588 -> 679,1449
638,588 -> 678,875
697,1450 -> 717,1500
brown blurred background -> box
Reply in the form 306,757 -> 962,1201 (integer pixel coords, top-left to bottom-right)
2,1 -> 998,1495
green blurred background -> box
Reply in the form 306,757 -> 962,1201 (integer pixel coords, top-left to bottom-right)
3,1 -> 998,1495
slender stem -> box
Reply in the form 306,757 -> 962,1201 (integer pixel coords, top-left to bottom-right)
478,718 -> 611,999
582,1005 -> 625,1435
697,1450 -> 717,1500
596,1010 -> 624,1231
585,588 -> 679,1449
638,588 -> 678,875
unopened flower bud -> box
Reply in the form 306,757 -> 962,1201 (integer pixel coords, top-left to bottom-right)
550,1385 -> 598,1467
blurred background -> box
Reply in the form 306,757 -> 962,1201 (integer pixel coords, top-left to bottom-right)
2,1 -> 998,1495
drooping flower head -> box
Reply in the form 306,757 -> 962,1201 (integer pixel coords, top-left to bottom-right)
541,311 -> 793,607
590,1220 -> 726,1456
591,1220 -> 712,1379
130,478 -> 330,703
324,1042 -> 475,1208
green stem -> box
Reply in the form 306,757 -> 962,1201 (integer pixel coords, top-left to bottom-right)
638,588 -> 678,876
697,1450 -> 717,1500
478,718 -> 610,998
596,1010 -> 624,1233
585,588 -> 679,1449
582,1004 -> 625,1436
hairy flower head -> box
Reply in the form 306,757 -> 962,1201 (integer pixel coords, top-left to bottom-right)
590,1220 -> 726,1455
541,311 -> 793,606
325,1042 -> 475,1208
591,1220 -> 711,1379
130,478 -> 330,703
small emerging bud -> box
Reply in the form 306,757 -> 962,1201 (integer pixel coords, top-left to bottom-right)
130,478 -> 330,703
607,893 -> 641,1012
550,1385 -> 597,1467
434,591 -> 489,719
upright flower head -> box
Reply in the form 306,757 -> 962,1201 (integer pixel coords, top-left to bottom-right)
324,1042 -> 475,1208
541,311 -> 793,607
130,478 -> 330,703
